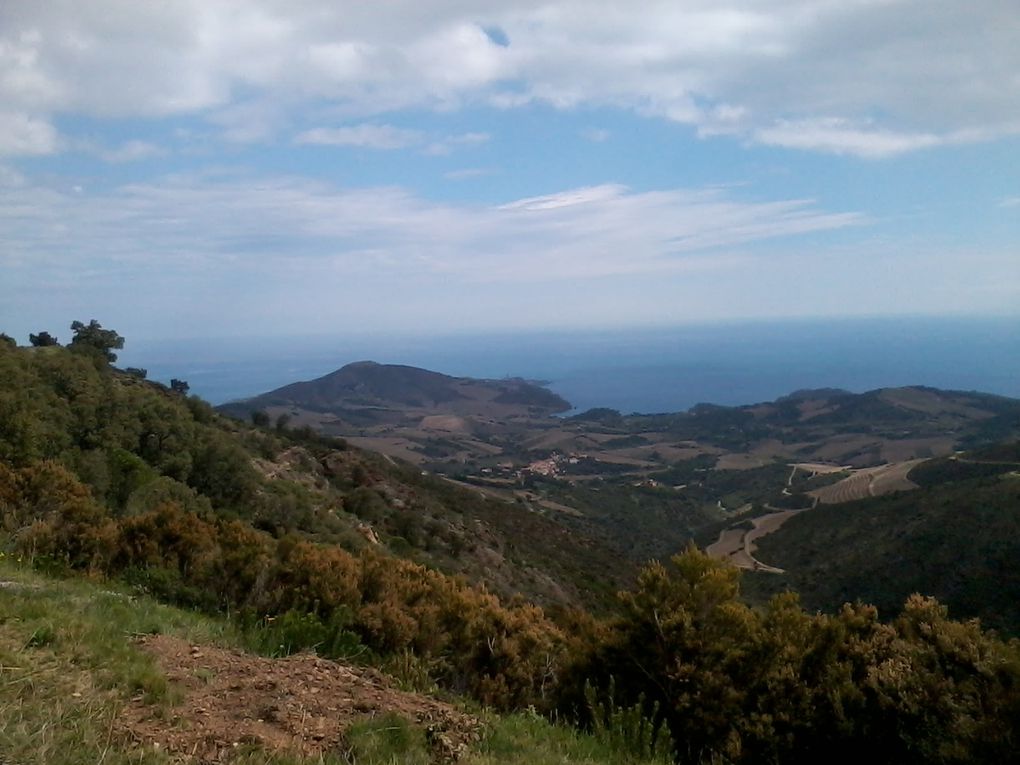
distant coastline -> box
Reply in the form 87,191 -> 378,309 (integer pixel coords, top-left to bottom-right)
119,316 -> 1020,413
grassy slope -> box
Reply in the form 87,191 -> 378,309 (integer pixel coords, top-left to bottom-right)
745,473 -> 1020,634
0,560 -> 661,765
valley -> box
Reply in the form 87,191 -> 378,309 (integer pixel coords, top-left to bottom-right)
221,362 -> 1020,580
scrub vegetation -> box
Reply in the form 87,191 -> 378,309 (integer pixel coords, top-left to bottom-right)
1,329 -> 1019,763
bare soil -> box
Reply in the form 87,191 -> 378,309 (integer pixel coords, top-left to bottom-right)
707,510 -> 800,574
118,635 -> 481,764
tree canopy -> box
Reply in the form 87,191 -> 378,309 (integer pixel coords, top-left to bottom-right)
69,319 -> 124,363
29,331 -> 59,347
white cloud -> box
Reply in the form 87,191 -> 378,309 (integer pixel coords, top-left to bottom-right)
0,173 -> 862,290
754,119 -> 944,159
444,167 -> 493,180
7,170 -> 1018,338
581,128 -> 610,143
0,164 -> 27,187
424,131 -> 490,155
997,196 -> 1020,209
500,185 -> 628,212
452,132 -> 490,145
97,139 -> 166,163
295,123 -> 423,149
0,1 -> 1016,156
0,110 -> 59,155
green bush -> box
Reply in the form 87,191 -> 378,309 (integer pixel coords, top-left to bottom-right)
584,678 -> 673,763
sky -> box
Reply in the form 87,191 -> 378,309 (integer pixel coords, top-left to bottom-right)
1,0 -> 1018,343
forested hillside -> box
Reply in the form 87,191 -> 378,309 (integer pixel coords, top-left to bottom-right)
746,462 -> 1020,634
2,329 -> 1019,764
0,329 -> 630,611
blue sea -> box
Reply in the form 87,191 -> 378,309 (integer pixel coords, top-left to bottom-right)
119,317 -> 1020,414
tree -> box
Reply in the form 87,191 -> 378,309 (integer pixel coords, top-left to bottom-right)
124,367 -> 147,379
170,379 -> 190,395
69,320 -> 124,363
29,331 -> 59,347
0,333 -> 15,348
595,545 -> 760,762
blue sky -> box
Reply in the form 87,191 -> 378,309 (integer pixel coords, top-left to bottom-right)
1,1 -> 1018,343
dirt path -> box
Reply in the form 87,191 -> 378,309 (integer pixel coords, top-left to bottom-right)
706,508 -> 806,574
118,635 -> 480,764
706,528 -> 757,569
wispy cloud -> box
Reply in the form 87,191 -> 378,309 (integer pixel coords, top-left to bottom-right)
754,119 -> 944,159
425,131 -> 491,156
295,123 -> 423,150
581,128 -> 611,143
997,196 -> 1020,209
6,168 -> 1016,337
444,167 -> 493,181
0,172 -> 864,297
67,138 -> 168,163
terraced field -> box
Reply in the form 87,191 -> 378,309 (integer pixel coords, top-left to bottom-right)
809,460 -> 923,504
709,459 -> 925,573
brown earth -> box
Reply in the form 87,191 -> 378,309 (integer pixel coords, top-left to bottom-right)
118,635 -> 481,764
706,509 -> 803,574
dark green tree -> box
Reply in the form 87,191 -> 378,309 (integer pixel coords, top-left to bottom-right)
0,333 -> 15,348
29,331 -> 59,346
170,379 -> 190,395
69,320 -> 124,362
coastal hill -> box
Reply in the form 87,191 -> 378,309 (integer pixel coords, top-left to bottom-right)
223,361 -> 1020,473
220,360 -> 571,428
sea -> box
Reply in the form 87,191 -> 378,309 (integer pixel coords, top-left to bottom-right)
119,317 -> 1020,415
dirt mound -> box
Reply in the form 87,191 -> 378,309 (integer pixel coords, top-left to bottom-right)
119,635 -> 481,763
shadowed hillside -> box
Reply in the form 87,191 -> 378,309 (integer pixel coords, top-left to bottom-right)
746,453 -> 1020,634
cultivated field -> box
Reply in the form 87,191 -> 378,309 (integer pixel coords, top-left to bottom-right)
707,509 -> 802,573
809,459 -> 923,504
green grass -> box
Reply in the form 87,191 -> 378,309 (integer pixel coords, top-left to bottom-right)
341,713 -> 432,765
467,710 -> 669,765
0,565 -> 170,764
0,561 -> 275,764
0,561 -> 664,765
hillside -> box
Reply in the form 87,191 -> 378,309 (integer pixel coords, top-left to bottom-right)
0,560 -> 666,765
0,341 -> 627,612
745,455 -> 1020,634
219,366 -> 1020,581
3,334 -> 1020,763
571,384 -> 1020,461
